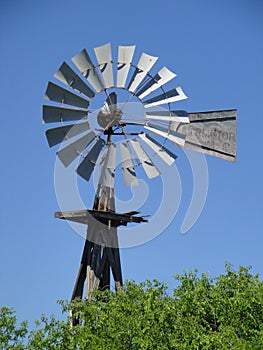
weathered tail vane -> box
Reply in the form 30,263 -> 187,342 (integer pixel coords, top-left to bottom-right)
173,109 -> 237,161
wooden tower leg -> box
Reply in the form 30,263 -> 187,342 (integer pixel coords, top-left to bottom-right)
71,185 -> 123,301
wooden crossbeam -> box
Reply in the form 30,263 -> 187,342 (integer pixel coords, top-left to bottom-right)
55,209 -> 148,227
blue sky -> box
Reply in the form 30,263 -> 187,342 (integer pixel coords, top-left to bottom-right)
0,0 -> 262,324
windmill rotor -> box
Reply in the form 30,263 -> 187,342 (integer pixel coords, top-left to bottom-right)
43,42 -> 237,299
43,43 -> 190,188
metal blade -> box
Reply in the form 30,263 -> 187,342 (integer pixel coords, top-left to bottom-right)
144,123 -> 185,146
120,142 -> 138,186
98,144 -> 116,188
129,139 -> 160,179
100,92 -> 117,113
45,122 -> 90,147
54,61 -> 95,99
145,110 -> 189,123
71,49 -> 104,92
56,131 -> 96,167
143,87 -> 187,108
77,139 -> 105,181
139,133 -> 177,166
117,45 -> 136,88
42,105 -> 88,123
127,52 -> 158,93
44,82 -> 90,109
94,43 -> 114,88
136,67 -> 176,99
106,92 -> 117,107
174,109 -> 237,161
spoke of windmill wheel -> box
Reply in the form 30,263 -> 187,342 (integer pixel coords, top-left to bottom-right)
77,139 -> 105,181
117,45 -> 136,88
46,122 -> 90,147
129,139 -> 160,179
127,52 -> 158,93
98,144 -> 116,189
42,105 -> 88,123
143,87 -> 187,108
71,49 -> 104,93
136,67 -> 176,99
56,131 -> 96,167
44,82 -> 90,109
119,118 -> 145,126
54,61 -> 95,99
119,141 -> 138,186
145,123 -> 186,146
94,43 -> 114,89
145,110 -> 189,123
139,133 -> 177,166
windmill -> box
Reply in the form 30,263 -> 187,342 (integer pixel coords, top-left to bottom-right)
43,43 -> 236,300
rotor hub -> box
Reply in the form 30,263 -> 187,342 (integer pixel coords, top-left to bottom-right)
97,106 -> 123,129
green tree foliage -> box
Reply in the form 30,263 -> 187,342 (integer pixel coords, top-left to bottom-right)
1,264 -> 263,349
0,307 -> 27,349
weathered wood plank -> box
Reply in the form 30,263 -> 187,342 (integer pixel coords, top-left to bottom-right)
55,209 -> 148,226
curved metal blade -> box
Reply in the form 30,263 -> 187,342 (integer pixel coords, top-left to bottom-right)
71,49 -> 104,93
127,53 -> 158,93
129,139 -> 160,179
139,133 -> 177,166
106,92 -> 117,107
46,122 -> 90,147
98,144 -> 116,188
94,43 -> 114,88
143,87 -> 187,108
120,141 -> 138,186
144,123 -> 185,146
136,67 -> 176,99
76,139 -> 105,181
44,82 -> 90,109
145,110 -> 189,123
56,131 -> 96,167
100,92 -> 117,113
117,45 -> 136,88
42,105 -> 88,123
54,62 -> 95,99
